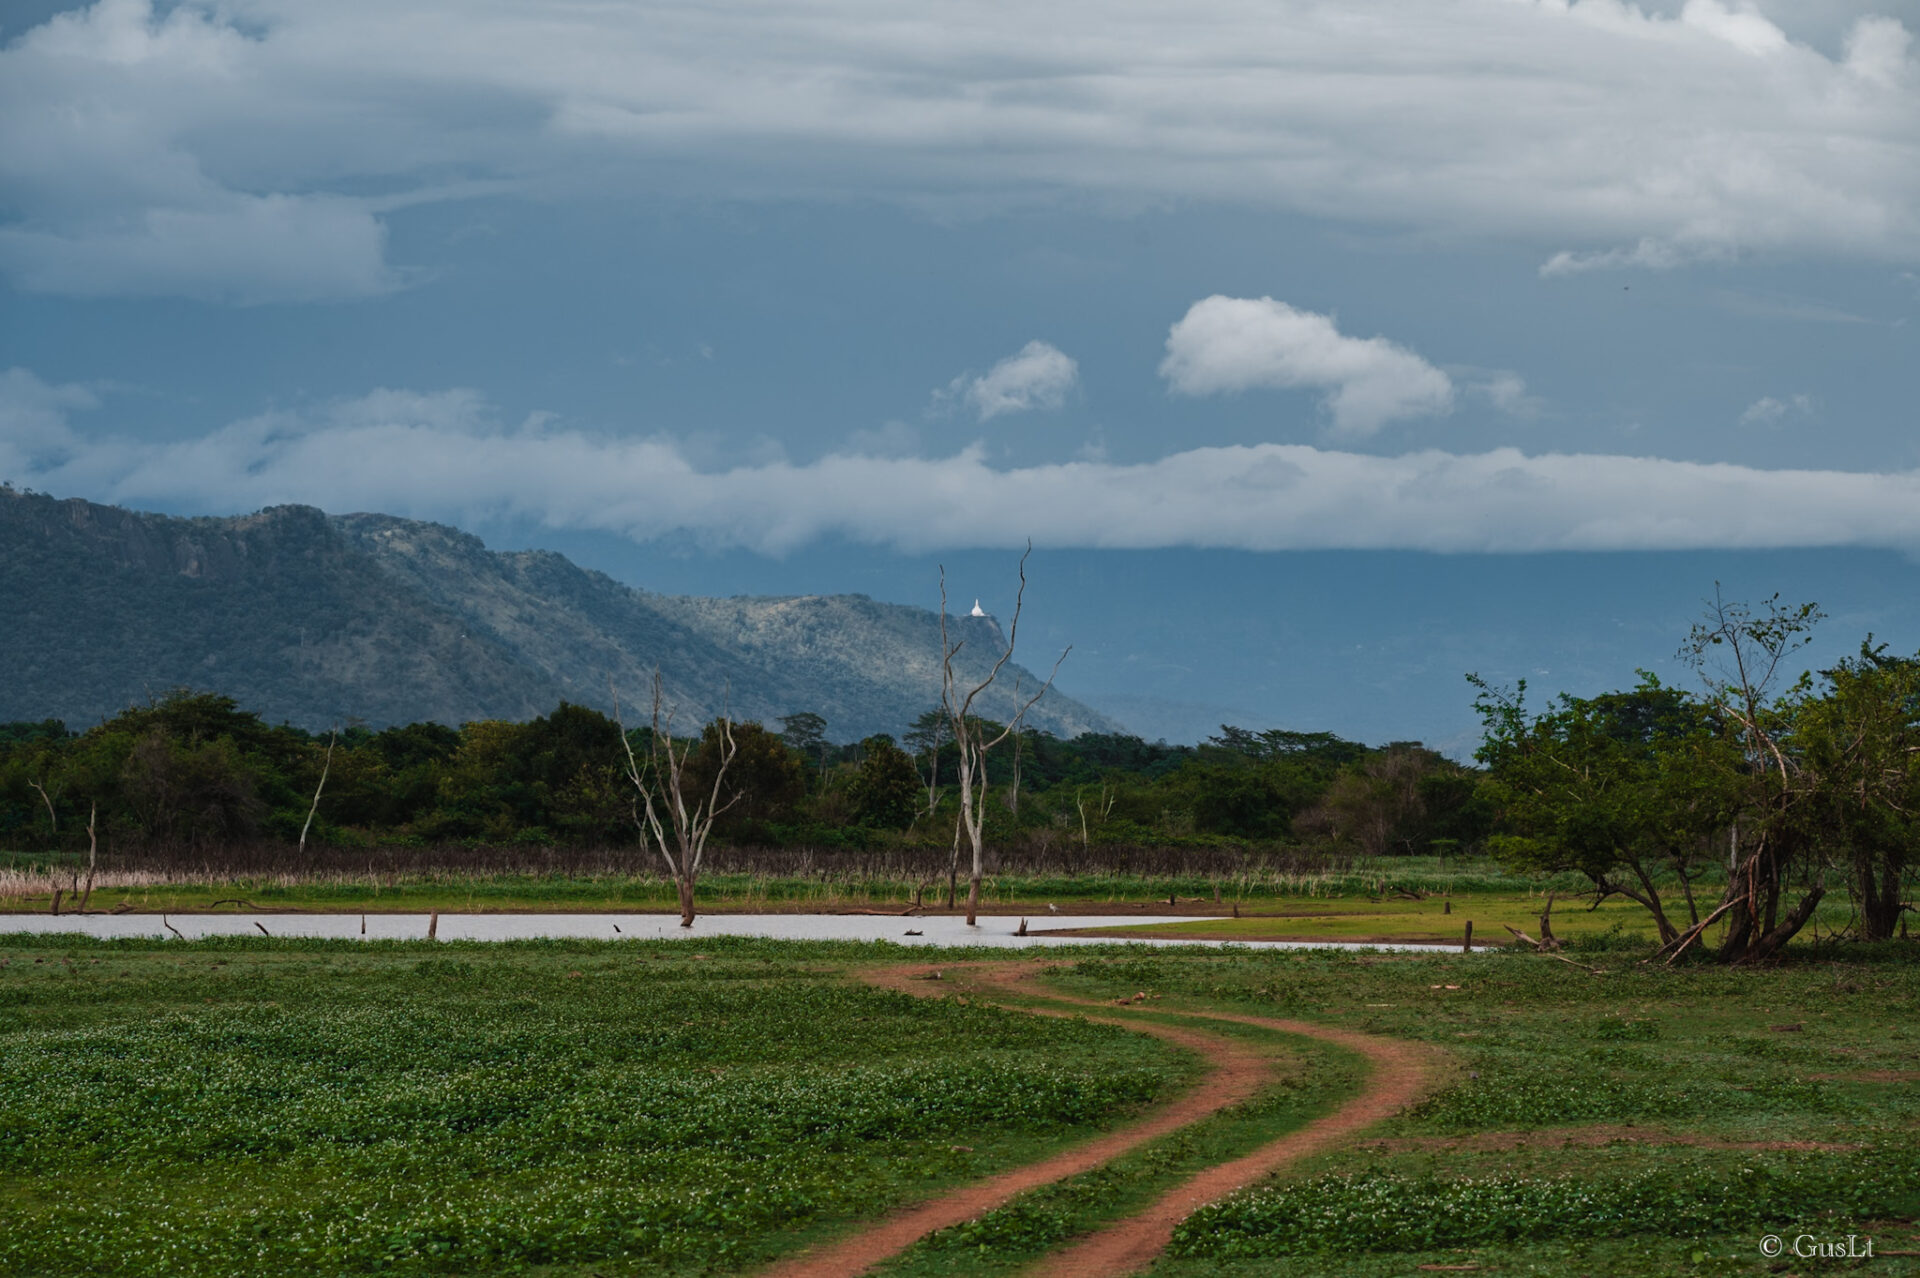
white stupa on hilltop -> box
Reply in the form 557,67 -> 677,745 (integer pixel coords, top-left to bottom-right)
969,599 -> 988,618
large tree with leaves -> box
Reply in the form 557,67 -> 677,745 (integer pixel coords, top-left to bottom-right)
1680,591 -> 1830,963
1473,673 -> 1736,947
1788,641 -> 1920,942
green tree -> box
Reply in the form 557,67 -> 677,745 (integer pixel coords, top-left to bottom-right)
1473,674 -> 1736,947
119,729 -> 268,849
1293,743 -> 1487,857
1791,641 -> 1920,941
903,707 -> 949,815
848,735 -> 921,829
1681,591 -> 1828,963
777,712 -> 830,778
684,720 -> 807,838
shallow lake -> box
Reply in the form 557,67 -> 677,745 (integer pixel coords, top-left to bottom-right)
0,911 -> 1455,951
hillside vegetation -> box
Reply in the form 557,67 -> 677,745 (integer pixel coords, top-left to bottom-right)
0,489 -> 1114,740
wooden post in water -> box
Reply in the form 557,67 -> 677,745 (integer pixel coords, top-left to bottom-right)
360,914 -> 366,937
427,911 -> 439,941
1443,900 -> 1451,915
1462,921 -> 1473,952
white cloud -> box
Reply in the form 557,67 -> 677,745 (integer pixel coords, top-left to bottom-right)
0,194 -> 397,304
1682,0 -> 1790,57
0,2 -> 400,303
1846,14 -> 1913,86
0,368 -> 98,475
3,0 -> 1918,300
1477,372 -> 1541,419
940,340 -> 1079,421
1740,393 -> 1817,424
1160,296 -> 1453,436
843,419 -> 922,457
12,379 -> 1920,556
1540,238 -> 1710,277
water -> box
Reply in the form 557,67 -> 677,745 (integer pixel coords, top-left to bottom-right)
0,911 -> 1464,951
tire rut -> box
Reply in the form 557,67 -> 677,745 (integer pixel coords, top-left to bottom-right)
755,960 -> 1434,1278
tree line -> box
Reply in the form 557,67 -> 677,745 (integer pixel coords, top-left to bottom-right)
1475,593 -> 1917,961
0,698 -> 1484,861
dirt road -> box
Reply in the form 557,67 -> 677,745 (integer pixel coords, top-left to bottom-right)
757,961 -> 1435,1278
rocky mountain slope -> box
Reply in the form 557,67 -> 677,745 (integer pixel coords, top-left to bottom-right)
0,490 -> 1119,740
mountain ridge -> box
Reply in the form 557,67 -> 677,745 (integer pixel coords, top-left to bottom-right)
0,489 -> 1120,741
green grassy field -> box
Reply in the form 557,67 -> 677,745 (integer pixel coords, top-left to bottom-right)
0,935 -> 1190,1277
1051,945 -> 1920,1277
2,932 -> 1916,1276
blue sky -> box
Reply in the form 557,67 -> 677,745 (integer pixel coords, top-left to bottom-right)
3,0 -> 1919,746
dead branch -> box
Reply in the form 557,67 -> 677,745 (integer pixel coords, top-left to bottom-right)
612,670 -> 740,927
298,728 -> 337,858
939,544 -> 1069,926
77,805 -> 98,913
1651,898 -> 1738,966
28,779 -> 56,833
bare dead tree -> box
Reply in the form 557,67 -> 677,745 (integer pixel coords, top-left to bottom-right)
939,545 -> 1068,926
28,779 -> 57,836
613,671 -> 741,927
946,811 -> 963,909
76,805 -> 98,913
1004,677 -> 1026,818
1076,783 -> 1116,851
298,728 -> 338,860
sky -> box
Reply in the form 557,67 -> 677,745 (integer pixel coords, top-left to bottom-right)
3,0 -> 1919,747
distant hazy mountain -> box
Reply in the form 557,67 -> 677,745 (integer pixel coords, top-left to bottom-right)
0,490 -> 1120,740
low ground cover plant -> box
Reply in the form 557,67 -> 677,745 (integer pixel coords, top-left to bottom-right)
0,935 -> 1186,1277
1054,945 -> 1920,1276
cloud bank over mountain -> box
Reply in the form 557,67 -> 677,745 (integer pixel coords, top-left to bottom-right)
9,369 -> 1920,557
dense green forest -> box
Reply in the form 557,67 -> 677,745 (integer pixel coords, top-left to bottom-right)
0,694 -> 1487,860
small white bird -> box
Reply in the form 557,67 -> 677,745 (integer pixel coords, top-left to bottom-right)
1047,903 -> 1060,913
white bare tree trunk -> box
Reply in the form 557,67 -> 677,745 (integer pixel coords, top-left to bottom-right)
614,672 -> 740,927
298,729 -> 337,859
939,544 -> 1067,926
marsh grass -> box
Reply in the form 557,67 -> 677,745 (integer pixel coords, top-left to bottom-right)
0,847 -> 1608,917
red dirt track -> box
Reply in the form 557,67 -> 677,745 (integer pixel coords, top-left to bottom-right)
758,961 -> 1436,1278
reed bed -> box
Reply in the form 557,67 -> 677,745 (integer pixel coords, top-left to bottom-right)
0,839 -> 1610,909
